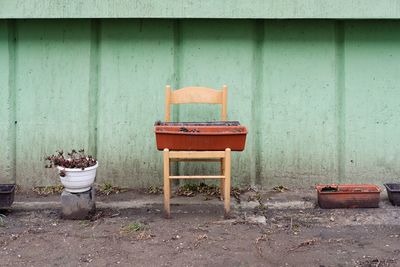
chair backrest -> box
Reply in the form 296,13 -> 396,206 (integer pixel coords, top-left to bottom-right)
165,85 -> 227,122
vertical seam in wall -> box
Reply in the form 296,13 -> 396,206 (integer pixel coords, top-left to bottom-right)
8,19 -> 17,183
173,19 -> 181,122
252,19 -> 264,186
89,19 -> 100,158
335,20 -> 345,182
173,19 -> 181,179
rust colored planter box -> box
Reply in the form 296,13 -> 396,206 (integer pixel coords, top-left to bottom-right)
155,121 -> 247,151
316,184 -> 381,209
384,183 -> 400,206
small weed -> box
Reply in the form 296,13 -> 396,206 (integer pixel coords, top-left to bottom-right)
147,186 -> 163,194
273,185 -> 289,193
175,183 -> 254,202
194,234 -> 208,248
255,234 -> 268,257
79,220 -> 91,227
99,182 -> 113,195
137,231 -> 154,240
256,203 -> 267,211
175,182 -> 221,198
120,221 -> 145,234
0,214 -> 6,227
289,238 -> 317,251
247,191 -> 262,202
231,186 -> 245,203
175,183 -> 200,197
33,185 -> 64,196
15,184 -> 21,193
288,218 -> 300,235
89,209 -> 120,221
197,183 -> 220,196
97,182 -> 126,196
203,196 -> 212,201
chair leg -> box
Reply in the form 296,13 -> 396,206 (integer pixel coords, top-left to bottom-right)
220,158 -> 225,200
224,148 -> 231,218
163,149 -> 171,218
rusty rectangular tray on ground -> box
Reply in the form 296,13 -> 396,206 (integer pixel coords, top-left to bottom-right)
316,184 -> 381,209
155,121 -> 247,151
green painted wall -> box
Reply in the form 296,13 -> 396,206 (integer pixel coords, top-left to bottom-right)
1,0 -> 400,19
1,19 -> 400,188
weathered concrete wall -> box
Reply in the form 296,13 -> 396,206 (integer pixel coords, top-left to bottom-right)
1,0 -> 400,19
0,19 -> 400,188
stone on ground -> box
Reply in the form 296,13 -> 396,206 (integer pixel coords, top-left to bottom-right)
60,187 -> 95,220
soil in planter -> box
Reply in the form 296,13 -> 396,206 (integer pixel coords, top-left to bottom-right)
321,186 -> 338,192
179,127 -> 200,133
155,121 -> 241,126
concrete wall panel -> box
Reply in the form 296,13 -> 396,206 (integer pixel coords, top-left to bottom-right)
1,19 -> 399,188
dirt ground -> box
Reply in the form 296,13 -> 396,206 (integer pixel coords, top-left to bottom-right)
1,188 -> 400,267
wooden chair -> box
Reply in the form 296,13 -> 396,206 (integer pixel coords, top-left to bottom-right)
163,85 -> 231,218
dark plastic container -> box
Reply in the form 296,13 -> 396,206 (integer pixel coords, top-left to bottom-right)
384,183 -> 400,206
155,121 -> 247,151
316,184 -> 381,209
0,184 -> 16,208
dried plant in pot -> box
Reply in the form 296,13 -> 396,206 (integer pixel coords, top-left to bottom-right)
45,149 -> 98,193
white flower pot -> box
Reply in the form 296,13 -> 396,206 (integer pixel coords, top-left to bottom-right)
57,162 -> 98,193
